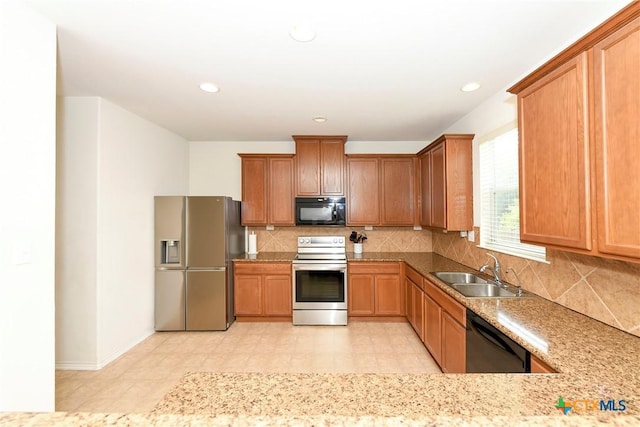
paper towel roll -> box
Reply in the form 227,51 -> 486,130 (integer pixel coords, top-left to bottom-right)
248,233 -> 258,254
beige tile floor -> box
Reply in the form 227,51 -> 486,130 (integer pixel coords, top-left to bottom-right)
56,321 -> 441,413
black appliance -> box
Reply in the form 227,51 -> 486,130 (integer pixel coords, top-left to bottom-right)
295,197 -> 346,226
466,309 -> 530,373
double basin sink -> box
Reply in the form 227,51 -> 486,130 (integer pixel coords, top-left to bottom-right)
432,272 -> 522,298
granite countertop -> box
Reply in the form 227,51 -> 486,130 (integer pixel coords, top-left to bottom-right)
233,251 -> 640,418
5,252 -> 637,425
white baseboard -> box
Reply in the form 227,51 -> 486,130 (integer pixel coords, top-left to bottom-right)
55,329 -> 155,370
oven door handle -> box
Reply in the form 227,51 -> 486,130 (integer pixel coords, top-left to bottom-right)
293,263 -> 347,272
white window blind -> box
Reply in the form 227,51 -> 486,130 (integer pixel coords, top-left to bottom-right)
479,128 -> 546,262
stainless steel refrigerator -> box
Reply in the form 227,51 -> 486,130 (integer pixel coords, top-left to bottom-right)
154,196 -> 244,331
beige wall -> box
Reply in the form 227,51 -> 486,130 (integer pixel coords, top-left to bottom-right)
249,226 -> 432,253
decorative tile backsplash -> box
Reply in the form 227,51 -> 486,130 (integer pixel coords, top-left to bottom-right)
432,227 -> 640,337
250,224 -> 639,337
247,226 -> 433,253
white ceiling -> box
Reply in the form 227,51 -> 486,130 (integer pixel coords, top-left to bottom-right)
28,0 -> 631,142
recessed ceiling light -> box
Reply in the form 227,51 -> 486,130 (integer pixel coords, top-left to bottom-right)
289,22 -> 316,42
312,116 -> 327,123
199,82 -> 220,93
460,82 -> 480,92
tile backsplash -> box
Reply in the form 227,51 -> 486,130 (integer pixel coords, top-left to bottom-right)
249,225 -> 639,337
432,227 -> 640,338
247,226 -> 433,253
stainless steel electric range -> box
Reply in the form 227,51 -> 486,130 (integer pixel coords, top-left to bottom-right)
292,236 -> 347,326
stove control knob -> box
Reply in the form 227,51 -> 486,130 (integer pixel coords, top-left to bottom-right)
304,238 -> 310,243
339,238 -> 344,243
298,238 -> 304,244
333,238 -> 338,243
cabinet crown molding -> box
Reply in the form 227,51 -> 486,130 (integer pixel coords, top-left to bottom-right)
508,1 -> 640,94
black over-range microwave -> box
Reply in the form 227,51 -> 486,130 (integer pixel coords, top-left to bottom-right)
295,197 -> 346,226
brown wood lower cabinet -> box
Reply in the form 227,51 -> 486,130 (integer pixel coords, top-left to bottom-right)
531,355 -> 556,373
423,277 -> 466,373
441,311 -> 466,373
405,266 -> 424,340
404,265 -> 467,373
348,262 -> 404,317
233,262 -> 292,319
423,292 -> 442,366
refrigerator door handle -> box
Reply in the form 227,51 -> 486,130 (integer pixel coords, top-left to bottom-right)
186,266 -> 226,271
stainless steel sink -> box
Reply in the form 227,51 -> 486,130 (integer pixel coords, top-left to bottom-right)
431,271 -> 522,298
432,271 -> 489,285
448,283 -> 518,298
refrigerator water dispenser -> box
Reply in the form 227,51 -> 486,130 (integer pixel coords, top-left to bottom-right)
161,240 -> 181,264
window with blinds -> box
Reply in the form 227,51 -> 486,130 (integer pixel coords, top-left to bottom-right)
479,128 -> 546,262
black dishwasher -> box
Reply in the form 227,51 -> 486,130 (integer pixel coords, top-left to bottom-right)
466,309 -> 530,373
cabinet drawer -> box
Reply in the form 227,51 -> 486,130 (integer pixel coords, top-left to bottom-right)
423,278 -> 466,325
405,265 -> 423,290
235,262 -> 291,275
349,262 -> 401,274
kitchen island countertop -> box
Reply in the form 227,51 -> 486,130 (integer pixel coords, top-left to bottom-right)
4,252 -> 637,425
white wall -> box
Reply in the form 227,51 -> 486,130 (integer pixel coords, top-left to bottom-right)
188,140 -> 426,196
189,141 -> 294,199
0,0 -> 57,412
56,98 -> 99,368
96,99 -> 188,365
56,97 -> 188,369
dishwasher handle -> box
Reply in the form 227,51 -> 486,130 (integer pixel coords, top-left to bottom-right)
469,318 -> 521,359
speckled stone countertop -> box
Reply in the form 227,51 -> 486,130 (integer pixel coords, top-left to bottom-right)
4,252 -> 638,425
231,251 -> 640,420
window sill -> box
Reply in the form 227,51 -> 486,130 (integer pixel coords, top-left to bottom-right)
476,244 -> 549,264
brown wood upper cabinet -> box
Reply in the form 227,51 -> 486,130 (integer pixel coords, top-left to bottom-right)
417,134 -> 473,231
346,155 -> 418,226
293,135 -> 346,196
238,154 -> 295,226
508,4 -> 640,262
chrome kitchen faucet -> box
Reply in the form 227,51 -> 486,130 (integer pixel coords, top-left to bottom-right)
479,253 -> 503,286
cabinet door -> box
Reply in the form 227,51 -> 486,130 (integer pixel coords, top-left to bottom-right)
295,139 -> 321,196
321,139 -> 345,195
419,151 -> 432,227
347,157 -> 380,225
375,275 -> 403,315
412,283 -> 424,341
593,17 -> 640,259
348,274 -> 375,315
444,137 -> 473,231
430,143 -> 446,229
264,275 -> 292,315
441,312 -> 466,373
423,292 -> 442,365
268,157 -> 295,226
380,157 -> 415,225
405,277 -> 415,329
531,355 -> 556,373
518,53 -> 592,250
240,157 -> 268,226
234,275 -> 263,315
